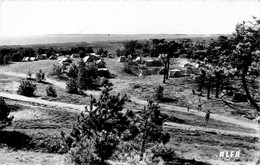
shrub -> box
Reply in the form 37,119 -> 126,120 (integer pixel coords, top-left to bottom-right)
67,64 -> 78,79
62,84 -> 137,165
155,85 -> 164,101
35,69 -> 45,82
26,70 -> 33,80
66,78 -> 78,94
0,97 -> 13,129
46,85 -> 57,97
17,80 -> 37,97
130,101 -> 170,158
51,64 -> 63,79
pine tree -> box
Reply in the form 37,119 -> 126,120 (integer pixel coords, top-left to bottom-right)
35,69 -> 45,82
134,100 -> 170,158
62,83 -> 137,164
66,78 -> 78,94
0,97 -> 13,129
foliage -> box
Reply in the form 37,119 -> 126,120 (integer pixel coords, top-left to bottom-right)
66,78 -> 78,94
51,64 -> 64,79
133,101 -> 170,157
62,83 -> 138,164
67,63 -> 78,79
35,69 -> 45,82
155,85 -> 164,101
46,85 -> 57,97
0,97 -> 13,129
17,80 -> 37,97
26,70 -> 33,80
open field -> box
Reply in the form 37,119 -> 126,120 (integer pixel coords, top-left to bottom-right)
0,98 -> 258,165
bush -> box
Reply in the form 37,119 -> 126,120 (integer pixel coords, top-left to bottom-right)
51,64 -> 63,79
46,85 -> 57,97
62,84 -> 137,165
35,69 -> 45,82
17,80 -> 37,97
0,97 -> 13,129
66,78 -> 78,94
67,64 -> 78,79
155,85 -> 164,101
26,70 -> 33,80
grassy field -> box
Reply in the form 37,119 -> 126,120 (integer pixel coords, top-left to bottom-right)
0,99 -> 258,165
0,55 -> 259,164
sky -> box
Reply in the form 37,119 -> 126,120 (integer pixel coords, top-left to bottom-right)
0,0 -> 259,37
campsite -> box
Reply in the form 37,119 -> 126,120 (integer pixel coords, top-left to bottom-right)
0,1 -> 260,165
1,30 -> 260,165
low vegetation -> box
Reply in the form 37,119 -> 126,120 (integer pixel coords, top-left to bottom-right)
17,80 -> 37,97
46,85 -> 57,97
0,97 -> 13,129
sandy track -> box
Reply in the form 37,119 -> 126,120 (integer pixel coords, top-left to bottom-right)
0,70 -> 259,135
164,122 -> 259,137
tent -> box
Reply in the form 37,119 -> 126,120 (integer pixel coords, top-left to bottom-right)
71,54 -> 80,58
153,58 -> 163,66
138,69 -> 149,77
97,68 -> 111,78
60,57 -> 72,64
118,56 -> 126,62
169,69 -> 185,78
88,53 -> 101,60
145,59 -> 154,66
93,76 -> 108,86
37,54 -> 47,60
133,57 -> 141,63
29,57 -> 36,61
83,56 -> 93,63
23,57 -> 29,62
232,93 -> 247,102
49,55 -> 57,60
179,54 -> 187,58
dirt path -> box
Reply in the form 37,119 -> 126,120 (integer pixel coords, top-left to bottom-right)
0,92 -> 85,112
164,122 -> 259,137
1,71 -> 259,133
0,71 -> 100,96
131,97 -> 259,131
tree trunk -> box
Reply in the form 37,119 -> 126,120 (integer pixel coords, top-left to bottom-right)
163,61 -> 167,83
207,79 -> 211,99
242,65 -> 260,112
215,78 -> 220,98
166,56 -> 170,79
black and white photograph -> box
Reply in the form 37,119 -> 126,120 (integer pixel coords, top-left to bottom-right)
0,0 -> 260,164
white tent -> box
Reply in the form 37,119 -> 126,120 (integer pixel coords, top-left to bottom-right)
118,56 -> 126,62
37,54 -> 47,60
133,57 -> 141,63
71,54 -> 80,58
145,59 -> 154,66
169,69 -> 185,78
83,56 -> 90,63
29,57 -> 36,61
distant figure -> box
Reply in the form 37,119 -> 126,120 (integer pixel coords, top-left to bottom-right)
198,99 -> 202,112
198,102 -> 201,112
192,89 -> 196,95
205,110 -> 211,123
187,105 -> 190,112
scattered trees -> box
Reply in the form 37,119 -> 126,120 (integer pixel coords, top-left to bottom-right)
0,97 -> 13,129
62,85 -> 171,165
46,85 -> 57,97
17,80 -> 37,97
35,69 -> 45,82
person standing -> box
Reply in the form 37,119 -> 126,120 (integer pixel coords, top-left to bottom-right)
205,110 -> 210,123
198,99 -> 202,112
